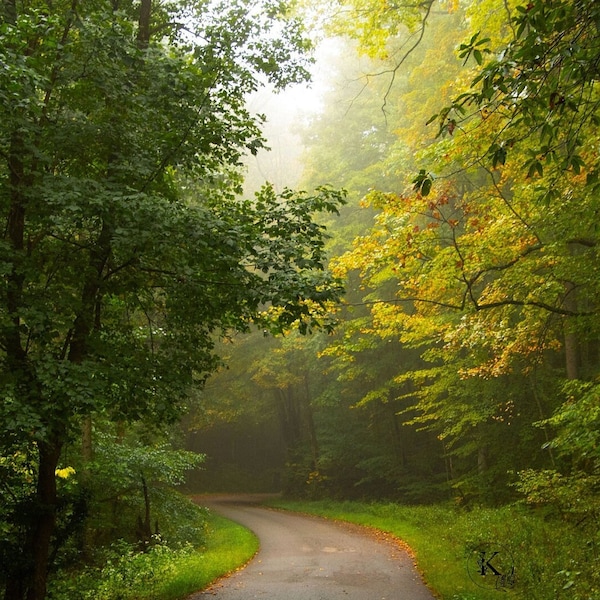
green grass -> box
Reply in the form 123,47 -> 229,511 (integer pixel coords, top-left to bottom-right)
266,499 -> 599,600
149,512 -> 259,600
48,497 -> 598,600
48,511 -> 259,600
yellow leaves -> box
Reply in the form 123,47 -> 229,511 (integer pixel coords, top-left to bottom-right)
490,399 -> 516,425
306,470 -> 328,486
326,0 -> 428,60
370,301 -> 406,338
332,127 -> 597,384
55,466 -> 76,479
447,307 -> 562,380
365,190 -> 406,210
464,0 -> 523,50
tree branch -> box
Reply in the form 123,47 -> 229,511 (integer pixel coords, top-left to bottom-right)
343,294 -> 596,317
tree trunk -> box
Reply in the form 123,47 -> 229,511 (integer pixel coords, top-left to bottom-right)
82,417 -> 93,463
136,473 -> 153,548
563,281 -> 579,380
137,0 -> 152,48
1,26 -> 60,594
564,329 -> 579,379
302,374 -> 319,471
4,437 -> 63,600
2,124 -> 36,600
25,439 -> 63,600
388,403 -> 407,468
78,416 -> 94,558
277,386 -> 302,450
477,445 -> 488,475
68,220 -> 112,364
5,132 -> 28,371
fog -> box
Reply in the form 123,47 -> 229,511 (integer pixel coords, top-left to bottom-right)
244,39 -> 341,193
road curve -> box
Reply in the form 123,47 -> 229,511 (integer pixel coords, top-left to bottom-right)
190,495 -> 437,600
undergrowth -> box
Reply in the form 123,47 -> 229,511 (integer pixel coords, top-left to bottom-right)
47,510 -> 258,600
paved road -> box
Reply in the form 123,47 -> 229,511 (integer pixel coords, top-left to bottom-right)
191,495 -> 437,600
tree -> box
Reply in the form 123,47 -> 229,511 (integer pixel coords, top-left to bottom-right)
432,0 -> 600,189
256,5 -> 473,499
185,330 -> 327,496
324,0 -> 600,501
0,2 -> 345,599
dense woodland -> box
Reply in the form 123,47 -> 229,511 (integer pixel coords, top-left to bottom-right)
193,0 -> 600,508
1,0 -> 600,599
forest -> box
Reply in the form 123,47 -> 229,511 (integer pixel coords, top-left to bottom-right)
195,0 -> 600,505
1,0 -> 599,599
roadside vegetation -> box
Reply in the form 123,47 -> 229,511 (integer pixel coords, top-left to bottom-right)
269,499 -> 599,600
48,508 -> 258,600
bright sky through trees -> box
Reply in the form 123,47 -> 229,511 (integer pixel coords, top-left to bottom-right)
245,38 -> 342,191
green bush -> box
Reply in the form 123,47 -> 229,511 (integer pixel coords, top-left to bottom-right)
49,539 -> 190,600
48,510 -> 258,600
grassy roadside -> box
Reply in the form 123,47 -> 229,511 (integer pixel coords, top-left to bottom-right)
150,512 -> 259,600
47,511 -> 259,600
266,499 -> 596,600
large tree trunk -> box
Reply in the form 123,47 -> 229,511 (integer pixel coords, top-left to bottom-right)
388,403 -> 407,468
26,439 -> 63,600
302,374 -> 319,471
5,131 -> 28,371
277,386 -> 302,450
3,438 -> 62,600
2,124 -> 34,600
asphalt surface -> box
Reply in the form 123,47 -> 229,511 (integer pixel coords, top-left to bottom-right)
191,495 -> 437,600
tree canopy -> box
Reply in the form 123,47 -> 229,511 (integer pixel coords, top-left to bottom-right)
319,0 -> 600,505
4,0 -> 600,596
196,0 -> 600,514
0,2 -> 345,598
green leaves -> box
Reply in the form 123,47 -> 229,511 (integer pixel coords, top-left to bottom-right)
0,2 -> 343,593
0,0 -> 337,434
412,170 -> 433,196
488,143 -> 507,168
90,433 -> 205,489
525,156 -> 544,179
427,0 -> 600,185
457,32 -> 491,66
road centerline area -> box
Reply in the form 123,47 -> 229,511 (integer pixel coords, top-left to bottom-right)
190,496 -> 436,600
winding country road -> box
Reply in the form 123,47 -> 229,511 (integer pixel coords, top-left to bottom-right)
191,495 -> 437,600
